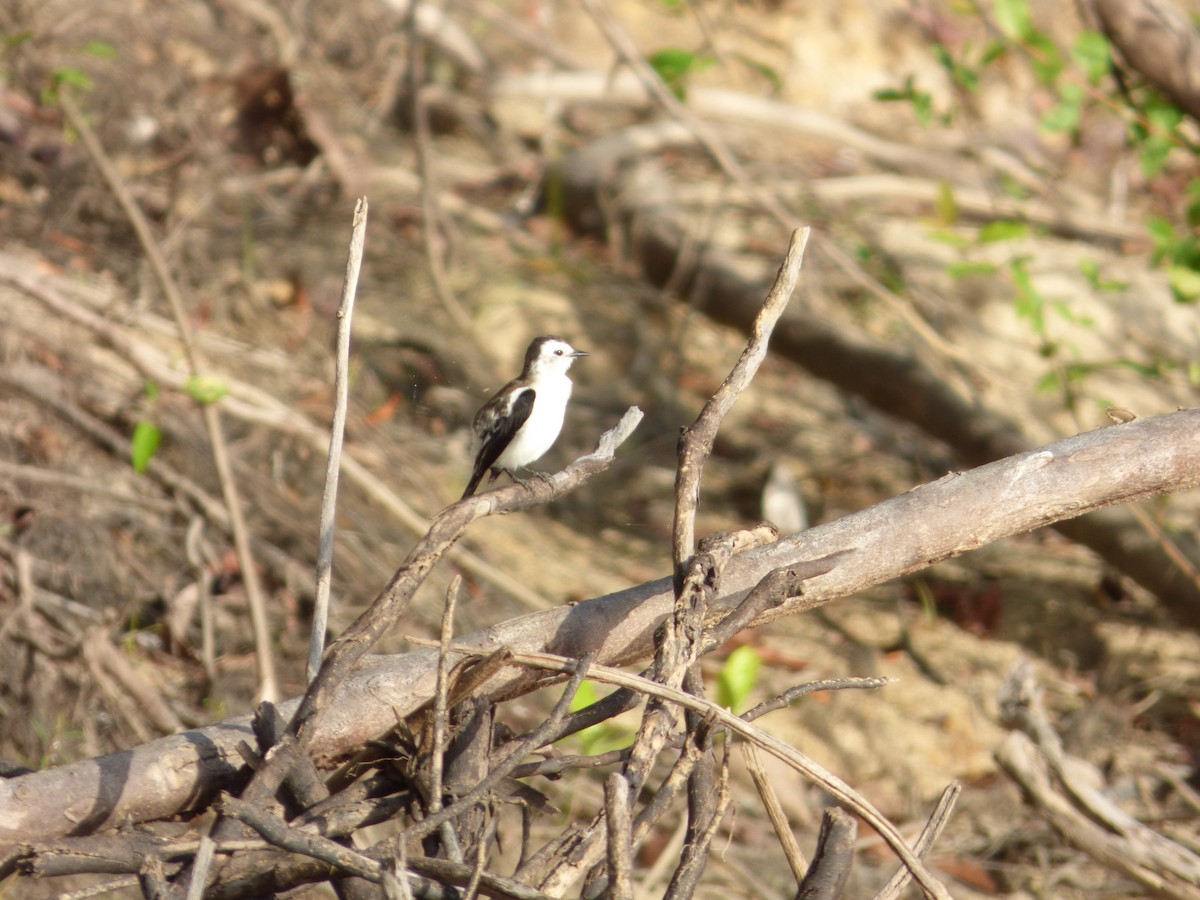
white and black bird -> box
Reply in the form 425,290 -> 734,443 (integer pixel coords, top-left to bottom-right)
461,336 -> 588,499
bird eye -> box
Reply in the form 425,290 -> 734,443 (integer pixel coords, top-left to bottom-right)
555,349 -> 564,355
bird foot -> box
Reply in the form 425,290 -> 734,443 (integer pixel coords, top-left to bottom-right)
510,469 -> 556,491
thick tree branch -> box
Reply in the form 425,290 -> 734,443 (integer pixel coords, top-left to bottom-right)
3,409 -> 1199,844
554,124 -> 1200,621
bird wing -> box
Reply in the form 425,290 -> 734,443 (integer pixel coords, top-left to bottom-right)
461,387 -> 535,499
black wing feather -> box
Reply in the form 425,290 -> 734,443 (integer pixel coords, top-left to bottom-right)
461,388 -> 536,498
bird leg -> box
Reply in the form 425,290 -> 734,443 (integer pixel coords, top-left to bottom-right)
506,468 -> 556,491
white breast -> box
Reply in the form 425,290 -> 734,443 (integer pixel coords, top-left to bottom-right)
494,374 -> 573,470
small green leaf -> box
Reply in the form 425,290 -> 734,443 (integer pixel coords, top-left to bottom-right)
926,228 -> 972,247
43,67 -> 93,104
1050,299 -> 1094,328
3,31 -> 33,51
1140,135 -> 1173,179
1114,358 -> 1167,379
1184,178 -> 1200,228
131,421 -> 162,473
1059,362 -> 1094,385
563,681 -> 633,755
1040,82 -> 1084,134
716,645 -> 761,713
1146,217 -> 1177,263
647,48 -> 712,101
873,76 -> 935,125
1034,369 -> 1062,394
569,679 -> 598,713
946,261 -> 998,278
1072,31 -> 1110,83
1147,99 -> 1184,134
1026,31 -> 1063,84
978,220 -> 1030,243
933,45 -> 979,92
980,40 -> 1009,67
935,181 -> 958,225
1137,97 -> 1185,178
998,172 -> 1032,200
1009,257 -> 1046,334
1079,258 -> 1128,292
1168,264 -> 1200,303
84,41 -> 117,59
184,376 -> 229,405
994,0 -> 1032,40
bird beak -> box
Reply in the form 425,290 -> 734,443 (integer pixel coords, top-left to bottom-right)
571,349 -> 589,357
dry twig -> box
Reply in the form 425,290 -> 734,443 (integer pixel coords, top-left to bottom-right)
506,650 -> 952,900
309,198 -> 369,683
996,662 -> 1200,899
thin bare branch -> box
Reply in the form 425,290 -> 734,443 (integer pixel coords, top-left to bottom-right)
6,409 -> 1200,844
309,198 -> 369,684
743,743 -> 808,884
430,575 -> 462,817
873,783 -> 961,900
671,227 -> 810,582
997,662 -> 1200,898
506,651 -> 952,900
742,676 -> 894,724
405,654 -> 593,843
663,732 -> 732,900
604,773 -> 634,900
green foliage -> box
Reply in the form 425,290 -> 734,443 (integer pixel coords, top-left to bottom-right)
1071,31 -> 1111,84
934,181 -> 958,225
130,381 -> 163,473
1007,256 -> 1045,337
1040,82 -> 1084,134
1147,205 -> 1200,303
1079,258 -> 1128,293
1024,31 -> 1064,85
874,76 -> 937,127
130,421 -> 162,474
933,44 -> 980,93
184,375 -> 230,405
992,0 -> 1033,42
946,261 -> 998,279
83,40 -> 117,60
1133,94 -> 1185,178
977,220 -> 1030,244
875,1 -> 1197,409
1168,266 -> 1200,305
647,48 -> 713,101
1,30 -> 33,52
42,67 -> 92,105
715,645 -> 761,713
32,40 -> 116,105
563,681 -> 634,756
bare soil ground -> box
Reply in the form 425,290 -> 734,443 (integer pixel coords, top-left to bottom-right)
2,0 -> 1200,897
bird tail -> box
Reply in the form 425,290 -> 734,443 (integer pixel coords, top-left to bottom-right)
461,467 -> 486,500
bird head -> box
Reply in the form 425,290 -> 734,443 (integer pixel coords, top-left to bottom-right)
525,335 -> 588,377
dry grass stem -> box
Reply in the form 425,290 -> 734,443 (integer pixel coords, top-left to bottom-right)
309,197 -> 369,683
57,90 -> 280,702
